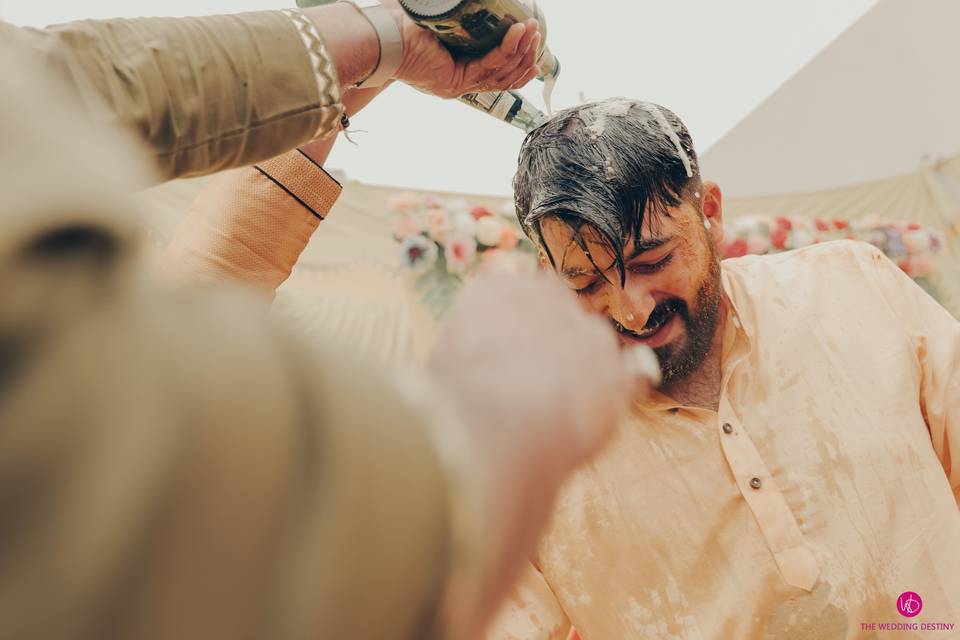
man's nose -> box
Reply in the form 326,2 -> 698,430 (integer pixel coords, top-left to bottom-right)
608,285 -> 656,330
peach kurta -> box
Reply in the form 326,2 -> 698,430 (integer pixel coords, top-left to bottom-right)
492,240 -> 960,639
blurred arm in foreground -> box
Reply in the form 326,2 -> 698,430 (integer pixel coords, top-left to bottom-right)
0,7 -> 647,640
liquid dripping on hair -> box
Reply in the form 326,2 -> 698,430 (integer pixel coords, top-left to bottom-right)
644,103 -> 694,178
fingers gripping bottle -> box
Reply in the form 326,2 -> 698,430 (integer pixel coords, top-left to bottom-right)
399,0 -> 560,132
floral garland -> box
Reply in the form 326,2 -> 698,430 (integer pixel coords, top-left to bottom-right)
388,191 -> 536,315
390,193 -> 947,313
721,215 -> 944,280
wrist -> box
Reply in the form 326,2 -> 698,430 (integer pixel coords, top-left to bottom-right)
303,4 -> 379,88
298,136 -> 336,166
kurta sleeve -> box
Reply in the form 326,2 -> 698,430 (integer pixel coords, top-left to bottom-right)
861,242 -> 960,506
161,150 -> 342,296
0,11 -> 344,181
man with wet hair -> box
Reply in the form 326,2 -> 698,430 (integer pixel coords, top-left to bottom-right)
489,99 -> 960,638
516,99 -> 721,389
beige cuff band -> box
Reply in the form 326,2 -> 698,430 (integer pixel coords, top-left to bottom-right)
340,0 -> 404,88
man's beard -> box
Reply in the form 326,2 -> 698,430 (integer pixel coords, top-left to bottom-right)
616,258 -> 723,385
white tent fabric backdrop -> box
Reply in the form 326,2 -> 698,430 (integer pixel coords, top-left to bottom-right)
701,0 -> 960,197
701,0 -> 960,318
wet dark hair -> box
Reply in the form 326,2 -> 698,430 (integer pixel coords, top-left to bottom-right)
513,99 -> 702,285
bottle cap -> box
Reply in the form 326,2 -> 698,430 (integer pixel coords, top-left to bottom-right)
399,0 -> 469,20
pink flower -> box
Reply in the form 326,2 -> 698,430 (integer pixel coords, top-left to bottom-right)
908,254 -> 933,278
393,212 -> 422,239
387,191 -> 421,215
444,233 -> 477,274
775,216 -> 792,231
834,219 -> 849,230
770,228 -> 788,250
723,238 -> 748,258
470,205 -> 494,221
498,224 -> 520,250
425,206 -> 451,243
814,218 -> 831,232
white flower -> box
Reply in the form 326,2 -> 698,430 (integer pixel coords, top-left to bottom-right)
450,211 -> 477,236
446,198 -> 470,216
902,230 -> 931,254
400,234 -> 438,275
788,229 -> 815,249
733,216 -> 759,233
476,216 -> 505,247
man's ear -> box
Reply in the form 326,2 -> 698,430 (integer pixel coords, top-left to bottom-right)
701,181 -> 724,246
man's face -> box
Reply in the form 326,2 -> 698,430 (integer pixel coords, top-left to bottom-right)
539,188 -> 724,384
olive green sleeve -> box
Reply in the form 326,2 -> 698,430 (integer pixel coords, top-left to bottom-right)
0,11 -> 344,181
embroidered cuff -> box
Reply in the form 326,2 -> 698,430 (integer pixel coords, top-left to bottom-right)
281,8 -> 346,139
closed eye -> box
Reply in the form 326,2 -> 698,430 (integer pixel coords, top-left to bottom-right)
575,279 -> 601,296
628,252 -> 674,275
574,252 -> 673,294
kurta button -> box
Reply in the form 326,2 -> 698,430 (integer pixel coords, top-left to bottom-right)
722,423 -> 733,434
750,477 -> 762,490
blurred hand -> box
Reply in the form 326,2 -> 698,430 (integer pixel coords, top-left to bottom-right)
381,1 -> 543,98
426,273 -> 655,631
430,273 -> 630,469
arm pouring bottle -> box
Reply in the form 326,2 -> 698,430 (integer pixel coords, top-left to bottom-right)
399,0 -> 559,133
